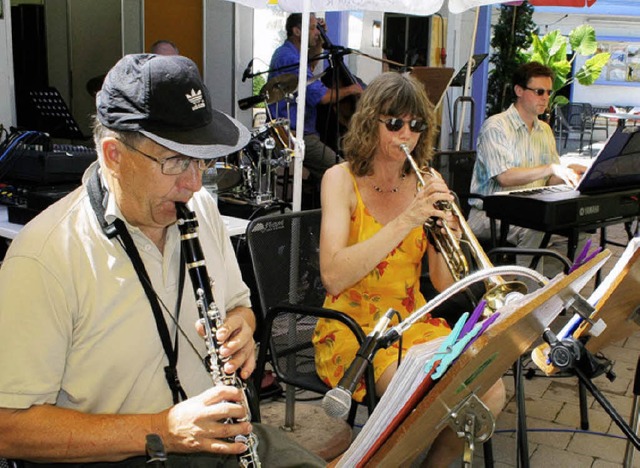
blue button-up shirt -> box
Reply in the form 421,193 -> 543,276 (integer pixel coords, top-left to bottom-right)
268,40 -> 327,136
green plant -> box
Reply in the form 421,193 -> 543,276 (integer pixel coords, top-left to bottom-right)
486,2 -> 537,117
252,74 -> 266,108
523,24 -> 611,109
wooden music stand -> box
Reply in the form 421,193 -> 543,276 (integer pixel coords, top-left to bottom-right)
532,239 -> 640,373
333,250 -> 610,467
410,67 -> 455,109
584,246 -> 640,354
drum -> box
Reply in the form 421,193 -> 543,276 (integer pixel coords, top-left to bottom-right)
246,118 -> 293,163
211,161 -> 244,193
267,118 -> 294,151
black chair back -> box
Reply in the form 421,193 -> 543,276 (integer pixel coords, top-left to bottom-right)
245,209 -> 377,422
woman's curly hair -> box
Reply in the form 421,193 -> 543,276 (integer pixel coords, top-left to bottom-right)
342,71 -> 436,177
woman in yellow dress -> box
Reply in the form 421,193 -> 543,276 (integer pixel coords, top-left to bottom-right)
313,72 -> 505,467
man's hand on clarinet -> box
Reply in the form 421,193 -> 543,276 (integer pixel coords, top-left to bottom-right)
160,386 -> 252,454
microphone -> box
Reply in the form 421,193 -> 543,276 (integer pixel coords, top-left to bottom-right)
242,59 -> 254,82
322,309 -> 395,419
238,94 -> 266,111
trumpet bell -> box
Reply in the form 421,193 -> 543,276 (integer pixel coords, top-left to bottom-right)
482,280 -> 528,316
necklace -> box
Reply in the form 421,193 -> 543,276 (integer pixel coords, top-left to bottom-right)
372,172 -> 406,193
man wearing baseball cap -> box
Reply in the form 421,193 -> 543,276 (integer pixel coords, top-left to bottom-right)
0,54 -> 324,466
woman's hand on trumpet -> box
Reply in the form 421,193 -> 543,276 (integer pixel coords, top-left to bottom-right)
436,207 -> 462,240
401,175 -> 455,229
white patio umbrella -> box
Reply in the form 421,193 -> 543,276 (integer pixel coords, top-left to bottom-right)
224,0 -> 589,210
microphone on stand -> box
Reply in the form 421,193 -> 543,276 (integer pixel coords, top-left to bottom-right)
322,309 -> 395,419
241,59 -> 254,82
238,94 -> 266,111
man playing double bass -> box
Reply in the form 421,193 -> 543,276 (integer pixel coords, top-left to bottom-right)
268,13 -> 362,195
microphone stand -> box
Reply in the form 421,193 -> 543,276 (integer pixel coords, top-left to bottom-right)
242,61 -> 299,82
380,266 -> 546,347
324,45 -> 348,158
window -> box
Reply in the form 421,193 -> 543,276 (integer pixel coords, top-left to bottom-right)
598,39 -> 640,83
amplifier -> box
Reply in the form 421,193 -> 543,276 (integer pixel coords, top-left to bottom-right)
6,184 -> 77,225
6,147 -> 96,184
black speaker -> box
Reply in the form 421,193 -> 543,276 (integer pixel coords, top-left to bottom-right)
11,4 -> 49,129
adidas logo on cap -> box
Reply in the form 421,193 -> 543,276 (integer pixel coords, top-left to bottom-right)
186,89 -> 205,111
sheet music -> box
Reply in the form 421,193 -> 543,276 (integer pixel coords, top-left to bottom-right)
550,236 -> 640,343
589,236 -> 640,307
337,336 -> 446,467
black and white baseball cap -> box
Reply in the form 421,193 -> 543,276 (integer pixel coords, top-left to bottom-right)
96,53 -> 249,159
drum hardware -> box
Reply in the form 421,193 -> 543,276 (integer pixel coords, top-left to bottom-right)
216,124 -> 293,211
237,67 -> 326,208
238,117 -> 296,206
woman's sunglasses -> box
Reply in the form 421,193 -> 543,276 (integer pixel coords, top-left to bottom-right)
378,117 -> 428,133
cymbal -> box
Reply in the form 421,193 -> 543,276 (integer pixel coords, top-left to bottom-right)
261,74 -> 298,104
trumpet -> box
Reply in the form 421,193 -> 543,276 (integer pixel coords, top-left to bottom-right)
400,143 -> 526,315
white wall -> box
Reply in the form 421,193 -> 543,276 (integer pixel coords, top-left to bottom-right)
45,0 -> 122,137
0,0 -> 16,127
204,0 -> 253,129
353,11 -> 385,84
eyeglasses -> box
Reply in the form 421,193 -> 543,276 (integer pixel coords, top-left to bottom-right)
378,117 -> 428,133
117,139 -> 215,175
524,87 -> 553,97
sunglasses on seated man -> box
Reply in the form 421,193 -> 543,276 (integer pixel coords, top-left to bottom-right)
524,87 -> 553,97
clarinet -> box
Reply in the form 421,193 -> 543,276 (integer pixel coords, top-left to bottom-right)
176,202 -> 260,468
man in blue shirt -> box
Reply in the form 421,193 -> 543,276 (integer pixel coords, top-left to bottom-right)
268,13 -> 362,187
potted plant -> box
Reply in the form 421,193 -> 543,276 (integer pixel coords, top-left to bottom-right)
522,24 -> 610,110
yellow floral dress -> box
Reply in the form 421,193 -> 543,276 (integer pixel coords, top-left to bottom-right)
313,166 -> 451,402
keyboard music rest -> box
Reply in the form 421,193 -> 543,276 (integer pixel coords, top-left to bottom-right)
482,188 -> 640,259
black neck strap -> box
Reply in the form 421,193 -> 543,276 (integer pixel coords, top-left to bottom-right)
87,166 -> 187,403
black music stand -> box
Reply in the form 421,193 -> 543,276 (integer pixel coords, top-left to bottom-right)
544,328 -> 640,448
450,53 -> 488,87
24,87 -> 86,140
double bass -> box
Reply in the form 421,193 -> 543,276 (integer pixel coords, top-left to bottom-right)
315,22 -> 365,155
